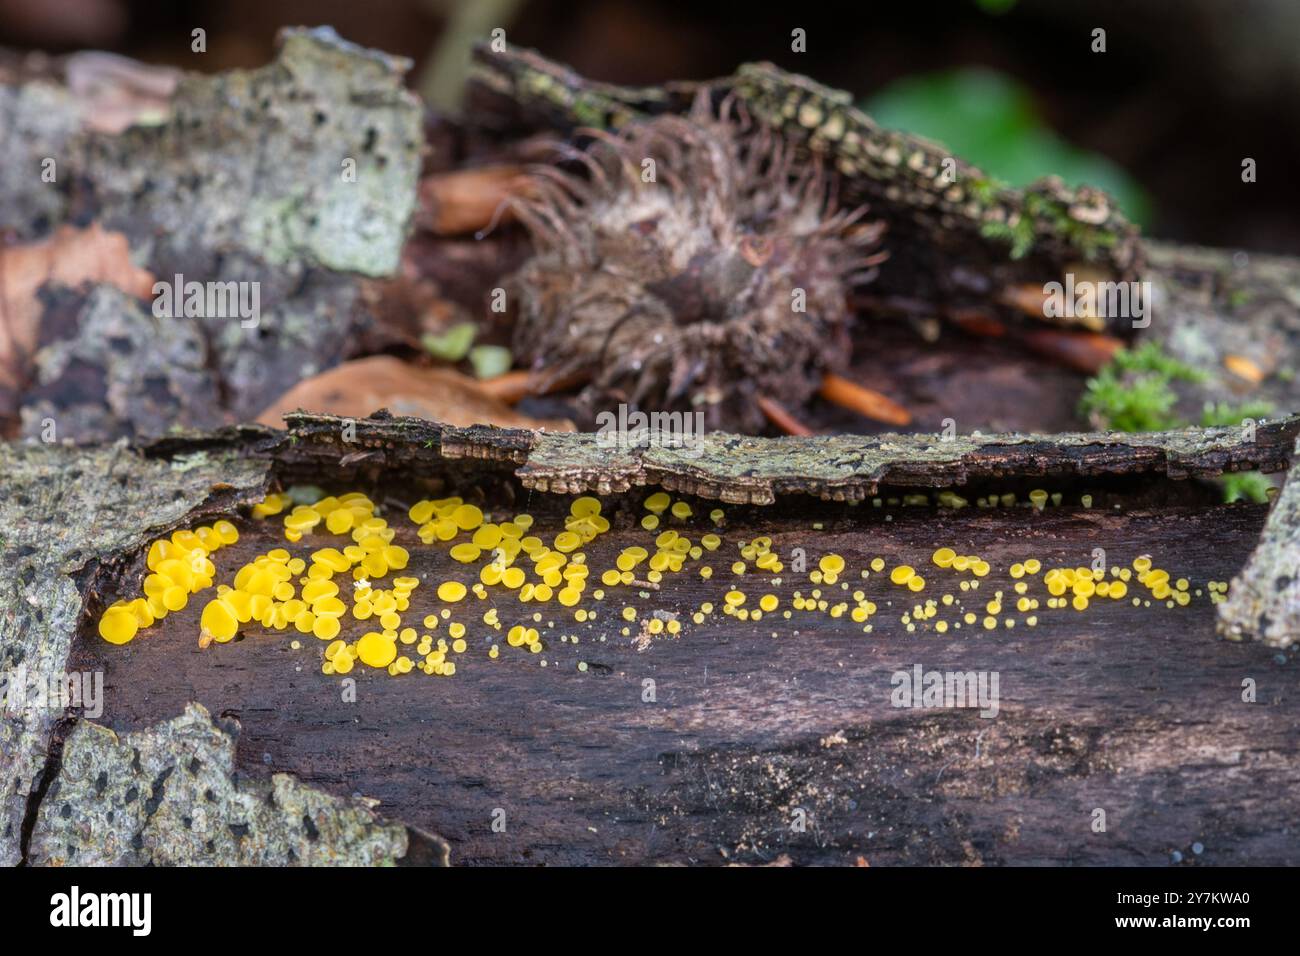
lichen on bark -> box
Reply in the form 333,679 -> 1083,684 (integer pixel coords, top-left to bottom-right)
1,27 -> 424,444
86,26 -> 422,277
1219,435 -> 1300,648
0,440 -> 268,865
273,409 -> 1299,505
28,703 -> 417,866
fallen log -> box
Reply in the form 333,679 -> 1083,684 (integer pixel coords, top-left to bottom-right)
3,414 -> 1297,865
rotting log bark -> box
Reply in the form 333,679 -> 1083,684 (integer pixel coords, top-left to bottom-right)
0,27 -> 423,440
1220,436 -> 1300,648
272,409 -> 1300,504
0,437 -> 445,866
3,413 -> 1299,865
65,478 -> 1300,866
26,702 -> 450,866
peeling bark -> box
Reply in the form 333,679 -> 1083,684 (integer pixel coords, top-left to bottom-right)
0,27 -> 423,442
27,703 -> 442,866
1219,436 -> 1300,648
275,409 -> 1299,505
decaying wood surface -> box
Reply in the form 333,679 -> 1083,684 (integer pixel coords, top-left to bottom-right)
2,32 -> 1299,866
2,414 -> 1297,865
1219,436 -> 1300,648
66,478 -> 1300,866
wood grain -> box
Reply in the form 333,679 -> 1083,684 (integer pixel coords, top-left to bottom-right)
70,493 -> 1298,866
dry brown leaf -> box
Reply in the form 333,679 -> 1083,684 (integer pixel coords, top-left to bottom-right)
0,223 -> 155,409
416,166 -> 533,236
255,355 -> 574,431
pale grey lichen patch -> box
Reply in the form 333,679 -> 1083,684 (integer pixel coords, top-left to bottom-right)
87,26 -> 421,277
0,80 -> 80,238
28,703 -> 411,866
0,441 -> 268,865
1145,241 -> 1300,417
19,285 -> 223,442
1219,440 -> 1300,648
0,31 -> 413,443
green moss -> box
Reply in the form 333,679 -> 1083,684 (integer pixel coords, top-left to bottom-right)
1081,344 -> 1276,502
967,176 -> 1003,205
980,216 -> 1035,259
1222,472 -> 1274,504
1078,342 -> 1205,432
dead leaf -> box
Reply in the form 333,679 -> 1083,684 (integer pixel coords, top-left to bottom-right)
416,165 -> 533,236
255,355 -> 574,431
0,223 -> 155,415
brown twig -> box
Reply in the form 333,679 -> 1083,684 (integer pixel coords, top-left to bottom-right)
1020,329 -> 1123,375
818,373 -> 912,427
756,395 -> 814,436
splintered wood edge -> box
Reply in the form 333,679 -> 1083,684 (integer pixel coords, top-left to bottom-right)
1219,436 -> 1300,648
162,408 -> 1300,649
253,410 -> 1300,506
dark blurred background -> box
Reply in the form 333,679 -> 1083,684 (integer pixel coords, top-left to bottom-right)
3,0 -> 1296,254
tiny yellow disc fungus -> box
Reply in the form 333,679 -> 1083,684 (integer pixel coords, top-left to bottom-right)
312,615 -> 341,641
890,565 -> 915,586
819,554 -> 846,575
98,606 -> 139,645
356,632 -> 397,668
199,598 -> 238,643
437,581 -> 468,603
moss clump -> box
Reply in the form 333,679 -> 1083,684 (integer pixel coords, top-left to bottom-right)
1080,342 -> 1276,502
979,215 -> 1036,260
1078,342 -> 1207,432
1221,472 -> 1274,504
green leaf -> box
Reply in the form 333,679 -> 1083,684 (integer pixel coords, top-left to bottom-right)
421,322 -> 477,362
468,344 -> 513,380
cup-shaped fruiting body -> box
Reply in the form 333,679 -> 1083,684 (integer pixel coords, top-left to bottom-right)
505,91 -> 887,431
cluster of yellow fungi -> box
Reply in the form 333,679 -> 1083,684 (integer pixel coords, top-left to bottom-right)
97,520 -> 240,644
96,485 -> 1228,678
